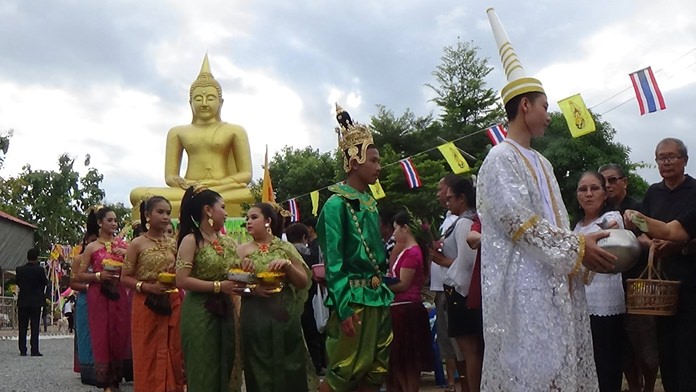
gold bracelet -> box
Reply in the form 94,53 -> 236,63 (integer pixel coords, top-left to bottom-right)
135,281 -> 144,293
213,281 -> 221,294
95,272 -> 101,281
571,234 -> 586,275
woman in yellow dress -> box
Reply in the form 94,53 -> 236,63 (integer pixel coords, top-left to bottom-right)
122,196 -> 185,392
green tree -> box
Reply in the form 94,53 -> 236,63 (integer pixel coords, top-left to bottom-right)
269,146 -> 339,220
0,154 -> 106,252
426,39 -> 505,163
533,112 -> 650,220
374,145 -> 448,222
370,106 -> 437,157
0,129 -> 13,169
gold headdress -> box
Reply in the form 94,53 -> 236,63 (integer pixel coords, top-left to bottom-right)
192,184 -> 208,195
486,8 -> 545,105
269,202 -> 292,218
335,103 -> 374,172
190,54 -> 222,100
87,204 -> 104,215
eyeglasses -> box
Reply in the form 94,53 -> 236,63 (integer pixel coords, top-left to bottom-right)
605,176 -> 625,185
576,185 -> 603,194
655,155 -> 683,164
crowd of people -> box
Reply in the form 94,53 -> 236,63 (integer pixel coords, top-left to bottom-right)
13,100 -> 696,392
12,9 -> 696,392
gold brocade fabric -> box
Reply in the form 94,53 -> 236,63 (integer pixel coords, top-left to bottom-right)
124,237 -> 177,281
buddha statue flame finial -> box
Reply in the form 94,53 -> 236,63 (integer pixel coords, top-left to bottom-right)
189,53 -> 222,100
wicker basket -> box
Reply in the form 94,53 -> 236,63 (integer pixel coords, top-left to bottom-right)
626,245 -> 680,316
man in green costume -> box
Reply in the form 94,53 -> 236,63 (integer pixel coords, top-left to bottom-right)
317,104 -> 395,392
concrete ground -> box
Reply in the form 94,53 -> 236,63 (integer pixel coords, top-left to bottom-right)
0,327 -> 663,392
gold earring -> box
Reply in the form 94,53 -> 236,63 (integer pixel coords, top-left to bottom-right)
208,215 -> 214,227
265,222 -> 272,235
145,219 -> 150,230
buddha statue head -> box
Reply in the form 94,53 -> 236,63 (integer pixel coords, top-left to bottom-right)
189,54 -> 223,123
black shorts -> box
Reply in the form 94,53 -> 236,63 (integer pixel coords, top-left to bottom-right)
444,284 -> 483,337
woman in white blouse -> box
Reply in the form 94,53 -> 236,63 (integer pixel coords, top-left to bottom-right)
432,177 -> 482,392
573,171 -> 625,392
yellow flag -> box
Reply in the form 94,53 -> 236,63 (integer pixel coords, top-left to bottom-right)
558,93 -> 596,138
310,190 -> 320,216
437,142 -> 470,174
262,145 -> 275,202
368,179 -> 386,200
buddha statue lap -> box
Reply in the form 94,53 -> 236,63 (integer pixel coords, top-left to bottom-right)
130,55 -> 253,218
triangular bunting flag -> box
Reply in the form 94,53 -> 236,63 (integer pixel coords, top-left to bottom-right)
262,145 -> 275,202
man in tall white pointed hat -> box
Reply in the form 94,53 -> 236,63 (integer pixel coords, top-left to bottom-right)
476,8 -> 618,391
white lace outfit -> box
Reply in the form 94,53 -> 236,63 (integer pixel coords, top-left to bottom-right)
573,211 -> 626,316
477,141 -> 599,391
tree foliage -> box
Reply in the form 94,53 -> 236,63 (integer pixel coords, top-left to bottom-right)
426,40 -> 505,164
0,153 -> 107,253
268,146 -> 339,219
0,129 -> 13,169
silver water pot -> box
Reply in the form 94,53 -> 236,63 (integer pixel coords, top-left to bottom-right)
596,229 -> 641,273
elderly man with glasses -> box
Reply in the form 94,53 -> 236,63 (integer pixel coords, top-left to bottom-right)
638,137 -> 696,392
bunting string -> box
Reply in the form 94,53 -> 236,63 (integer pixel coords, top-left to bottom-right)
279,46 -> 696,206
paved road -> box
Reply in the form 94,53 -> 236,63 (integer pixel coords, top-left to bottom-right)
0,334 -> 455,392
0,335 -> 133,392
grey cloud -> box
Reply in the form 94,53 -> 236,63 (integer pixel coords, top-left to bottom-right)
0,0 -> 181,97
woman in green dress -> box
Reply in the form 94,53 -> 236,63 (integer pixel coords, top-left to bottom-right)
175,187 -> 244,392
235,202 -> 316,392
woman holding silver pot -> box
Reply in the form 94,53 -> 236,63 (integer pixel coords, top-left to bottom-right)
573,171 -> 626,392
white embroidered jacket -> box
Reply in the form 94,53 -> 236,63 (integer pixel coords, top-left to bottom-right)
477,141 -> 598,392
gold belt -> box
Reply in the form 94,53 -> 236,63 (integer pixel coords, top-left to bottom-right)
349,275 -> 382,289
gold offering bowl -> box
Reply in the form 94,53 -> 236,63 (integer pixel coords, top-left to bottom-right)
157,272 -> 179,293
257,271 -> 286,293
158,272 -> 176,285
102,259 -> 123,272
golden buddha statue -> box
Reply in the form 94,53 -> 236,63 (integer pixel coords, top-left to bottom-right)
130,55 -> 253,218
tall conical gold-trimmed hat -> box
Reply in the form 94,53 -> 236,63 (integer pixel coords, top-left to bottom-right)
189,54 -> 222,100
335,103 -> 374,173
487,8 -> 545,105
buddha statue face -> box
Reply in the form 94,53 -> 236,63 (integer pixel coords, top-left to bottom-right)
190,86 -> 223,122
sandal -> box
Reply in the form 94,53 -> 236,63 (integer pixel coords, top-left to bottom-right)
445,385 -> 456,392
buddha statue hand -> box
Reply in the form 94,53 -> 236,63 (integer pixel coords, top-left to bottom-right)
166,175 -> 193,189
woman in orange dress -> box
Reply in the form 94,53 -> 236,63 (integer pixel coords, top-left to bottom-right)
122,196 -> 184,392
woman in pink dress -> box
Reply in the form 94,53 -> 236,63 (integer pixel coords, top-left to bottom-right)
77,206 -> 133,392
386,210 -> 433,392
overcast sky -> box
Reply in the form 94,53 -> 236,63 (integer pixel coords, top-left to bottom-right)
1,0 -> 694,207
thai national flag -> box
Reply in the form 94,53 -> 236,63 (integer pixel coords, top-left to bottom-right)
629,66 -> 666,115
288,199 -> 300,222
486,123 -> 507,145
399,158 -> 422,189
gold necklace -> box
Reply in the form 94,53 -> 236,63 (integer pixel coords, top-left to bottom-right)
200,231 -> 219,243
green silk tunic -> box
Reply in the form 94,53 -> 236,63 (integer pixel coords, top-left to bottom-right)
317,184 -> 394,321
